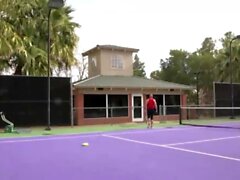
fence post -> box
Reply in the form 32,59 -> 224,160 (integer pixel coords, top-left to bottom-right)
159,105 -> 162,123
179,106 -> 182,125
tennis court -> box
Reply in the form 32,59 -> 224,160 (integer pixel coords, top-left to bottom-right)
0,124 -> 240,180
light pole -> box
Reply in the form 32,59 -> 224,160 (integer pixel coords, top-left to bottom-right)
46,0 -> 64,130
194,72 -> 201,106
229,35 -> 240,119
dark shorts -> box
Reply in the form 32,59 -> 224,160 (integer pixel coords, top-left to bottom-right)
147,109 -> 155,120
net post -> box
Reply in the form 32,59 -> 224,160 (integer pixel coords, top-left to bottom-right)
179,106 -> 182,125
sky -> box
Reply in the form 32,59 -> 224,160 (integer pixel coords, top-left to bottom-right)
66,0 -> 240,78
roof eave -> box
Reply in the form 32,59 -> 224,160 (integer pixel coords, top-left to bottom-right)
82,45 -> 139,56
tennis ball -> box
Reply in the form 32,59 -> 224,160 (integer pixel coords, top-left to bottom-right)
82,142 -> 89,147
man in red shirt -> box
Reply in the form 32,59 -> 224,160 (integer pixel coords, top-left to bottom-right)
146,94 -> 157,128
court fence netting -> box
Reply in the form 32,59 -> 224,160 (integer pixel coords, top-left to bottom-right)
179,106 -> 240,129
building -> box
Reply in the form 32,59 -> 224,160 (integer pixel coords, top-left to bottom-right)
73,45 -> 192,125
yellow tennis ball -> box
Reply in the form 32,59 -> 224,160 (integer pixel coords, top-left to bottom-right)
82,142 -> 89,147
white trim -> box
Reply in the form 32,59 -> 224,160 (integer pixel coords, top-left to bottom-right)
163,94 -> 166,115
132,94 -> 144,122
106,94 -> 109,118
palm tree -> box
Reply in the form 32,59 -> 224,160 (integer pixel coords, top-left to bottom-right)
217,32 -> 240,83
0,0 -> 25,73
0,0 -> 80,76
50,6 -> 80,77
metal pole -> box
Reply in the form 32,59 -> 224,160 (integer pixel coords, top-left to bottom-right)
179,106 -> 182,125
45,0 -> 64,130
194,72 -> 200,106
229,38 -> 236,119
228,35 -> 240,118
196,72 -> 199,106
70,78 -> 74,127
229,39 -> 234,119
46,9 -> 52,130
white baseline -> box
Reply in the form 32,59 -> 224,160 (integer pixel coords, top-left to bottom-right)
0,133 -> 101,144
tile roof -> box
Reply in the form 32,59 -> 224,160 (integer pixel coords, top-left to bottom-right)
73,75 -> 193,90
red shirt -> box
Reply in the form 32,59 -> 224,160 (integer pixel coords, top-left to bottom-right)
147,98 -> 155,110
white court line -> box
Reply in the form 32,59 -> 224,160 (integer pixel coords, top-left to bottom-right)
102,134 -> 240,162
0,134 -> 101,144
162,145 -> 240,162
165,135 -> 240,146
0,127 -> 200,144
106,127 -> 203,136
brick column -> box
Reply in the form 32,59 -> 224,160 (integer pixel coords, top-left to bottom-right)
181,94 -> 187,120
74,92 -> 84,125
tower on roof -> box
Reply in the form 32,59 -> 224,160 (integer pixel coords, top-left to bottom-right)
82,45 -> 139,78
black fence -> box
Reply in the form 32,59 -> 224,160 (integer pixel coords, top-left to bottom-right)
0,75 -> 71,127
214,82 -> 240,116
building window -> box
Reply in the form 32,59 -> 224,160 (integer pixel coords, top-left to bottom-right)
84,95 -> 106,118
90,56 -> 97,67
153,95 -> 163,115
108,95 -> 128,117
165,95 -> 180,114
83,94 -> 128,118
111,55 -> 123,69
146,94 -> 163,115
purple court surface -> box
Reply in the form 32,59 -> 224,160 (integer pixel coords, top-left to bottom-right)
0,126 -> 240,180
